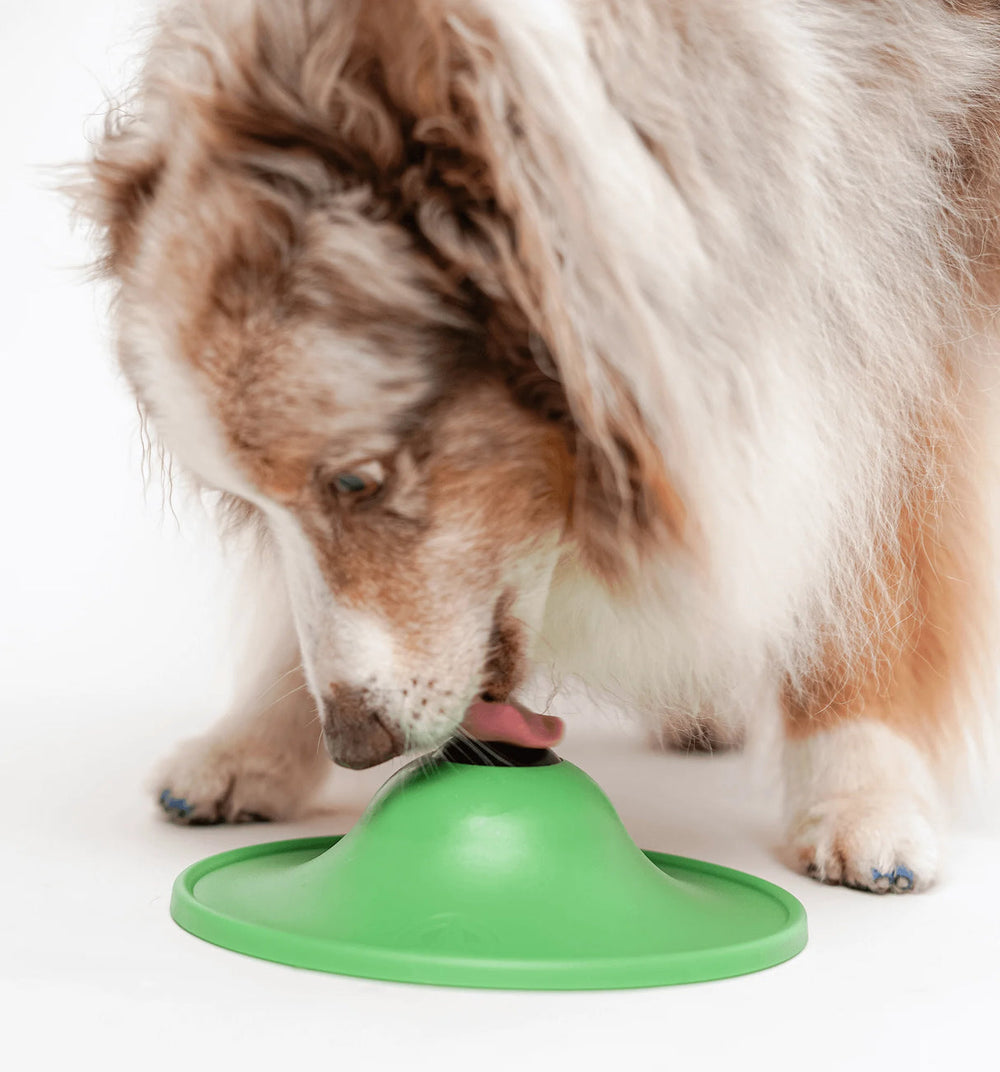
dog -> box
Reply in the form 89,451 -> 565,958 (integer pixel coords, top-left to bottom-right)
80,0 -> 1000,892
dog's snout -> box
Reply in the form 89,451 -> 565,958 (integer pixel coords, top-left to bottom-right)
322,686 -> 405,770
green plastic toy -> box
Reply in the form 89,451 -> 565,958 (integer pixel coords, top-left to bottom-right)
170,738 -> 807,989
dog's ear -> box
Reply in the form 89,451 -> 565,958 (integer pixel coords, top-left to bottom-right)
355,0 -> 689,575
78,112 -> 164,276
85,0 -> 686,575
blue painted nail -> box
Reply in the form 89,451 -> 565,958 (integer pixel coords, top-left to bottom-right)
160,790 -> 192,816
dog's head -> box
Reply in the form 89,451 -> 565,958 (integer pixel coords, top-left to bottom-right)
82,0 -> 684,766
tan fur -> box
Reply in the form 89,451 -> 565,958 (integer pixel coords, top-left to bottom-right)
89,0 -> 684,575
783,400 -> 993,769
78,0 -> 1000,888
298,382 -> 572,657
774,0 -> 1000,775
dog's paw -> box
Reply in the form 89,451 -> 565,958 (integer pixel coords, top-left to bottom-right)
154,734 -> 325,825
785,794 -> 940,893
649,718 -> 744,755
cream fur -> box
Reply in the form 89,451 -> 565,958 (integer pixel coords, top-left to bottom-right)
783,720 -> 945,890
84,0 -> 1000,890
510,0 -> 998,711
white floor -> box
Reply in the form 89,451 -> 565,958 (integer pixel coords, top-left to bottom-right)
2,3 -> 999,1070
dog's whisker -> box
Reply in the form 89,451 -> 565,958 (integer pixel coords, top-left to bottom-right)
256,681 -> 308,715
452,726 -> 516,767
246,663 -> 305,710
91,0 -> 988,894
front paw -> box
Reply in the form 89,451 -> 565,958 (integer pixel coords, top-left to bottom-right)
785,794 -> 940,893
154,734 -> 324,825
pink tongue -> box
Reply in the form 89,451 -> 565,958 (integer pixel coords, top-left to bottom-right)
462,700 -> 565,749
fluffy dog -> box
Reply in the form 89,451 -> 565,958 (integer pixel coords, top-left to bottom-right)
82,0 -> 1000,891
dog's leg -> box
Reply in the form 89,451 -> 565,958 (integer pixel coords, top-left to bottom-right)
781,435 -> 990,892
648,709 -> 745,755
155,660 -> 327,824
155,538 -> 331,825
781,716 -> 943,892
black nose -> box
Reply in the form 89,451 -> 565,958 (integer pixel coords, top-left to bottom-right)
322,687 -> 405,769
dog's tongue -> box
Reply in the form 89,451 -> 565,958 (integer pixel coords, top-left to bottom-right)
462,700 -> 564,749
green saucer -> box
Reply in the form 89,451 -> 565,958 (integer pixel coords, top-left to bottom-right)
170,742 -> 806,989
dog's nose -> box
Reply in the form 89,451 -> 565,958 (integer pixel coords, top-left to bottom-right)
321,686 -> 405,769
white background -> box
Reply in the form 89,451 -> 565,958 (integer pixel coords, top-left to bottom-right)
2,3 -> 999,1070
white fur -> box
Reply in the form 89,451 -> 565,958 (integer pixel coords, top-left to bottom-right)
118,307 -> 262,503
155,537 -> 328,822
482,0 -> 999,712
783,721 -> 945,892
126,0 -> 1000,721
96,1 -> 1000,879
267,508 -> 401,696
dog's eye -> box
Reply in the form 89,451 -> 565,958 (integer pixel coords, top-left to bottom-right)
329,460 -> 385,501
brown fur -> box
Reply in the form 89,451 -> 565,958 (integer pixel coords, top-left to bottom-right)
778,1 -> 1000,765
87,0 -> 685,584
78,0 -> 1000,886
783,400 -> 992,770
937,4 -> 1000,306
297,381 -> 573,650
82,1 -> 1000,729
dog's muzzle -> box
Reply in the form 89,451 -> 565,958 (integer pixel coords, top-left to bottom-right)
321,687 -> 405,769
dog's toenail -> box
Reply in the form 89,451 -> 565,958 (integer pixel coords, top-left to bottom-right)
870,868 -> 893,892
893,865 -> 914,890
159,790 -> 194,818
